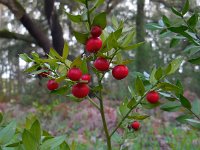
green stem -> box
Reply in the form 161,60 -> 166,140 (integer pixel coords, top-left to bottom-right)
86,0 -> 92,29
98,89 -> 112,150
87,96 -> 100,110
188,108 -> 200,121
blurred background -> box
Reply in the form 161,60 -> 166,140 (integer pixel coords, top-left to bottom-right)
0,0 -> 200,149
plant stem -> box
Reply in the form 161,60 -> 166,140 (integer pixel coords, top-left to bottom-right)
86,0 -> 92,29
87,96 -> 100,110
189,109 -> 200,120
98,89 -> 112,150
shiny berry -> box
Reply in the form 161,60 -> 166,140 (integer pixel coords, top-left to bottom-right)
67,68 -> 82,81
112,65 -> 129,80
86,37 -> 102,53
131,121 -> 140,131
94,57 -> 109,71
146,91 -> 159,103
91,26 -> 102,37
72,83 -> 90,98
81,74 -> 91,83
47,80 -> 59,91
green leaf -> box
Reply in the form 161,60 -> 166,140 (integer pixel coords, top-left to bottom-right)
79,58 -> 88,74
127,114 -> 149,120
122,42 -> 144,51
182,0 -> 189,15
24,64 -> 40,73
187,13 -> 198,28
188,57 -> 200,64
141,102 -> 161,109
112,16 -> 119,29
121,31 -> 135,47
179,95 -> 192,110
119,98 -> 129,117
171,7 -> 183,17
92,12 -> 107,29
170,38 -> 180,48
162,15 -> 170,27
49,48 -> 62,60
165,57 -> 183,75
0,121 -> 16,145
184,45 -> 200,56
19,54 -> 32,62
176,114 -> 192,123
186,119 -> 200,129
30,120 -> 41,144
55,75 -> 66,83
89,0 -> 105,13
73,31 -> 89,44
62,42 -> 69,60
50,86 -> 69,95
168,26 -> 188,33
66,13 -> 82,23
135,76 -> 145,96
41,135 -> 66,150
60,142 -> 70,150
149,67 -> 157,85
155,67 -> 163,80
127,97 -> 137,109
157,82 -> 182,93
145,23 -> 163,30
22,130 -> 38,150
70,55 -> 82,68
160,101 -> 181,112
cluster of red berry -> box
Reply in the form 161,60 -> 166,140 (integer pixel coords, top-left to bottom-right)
46,26 -> 130,98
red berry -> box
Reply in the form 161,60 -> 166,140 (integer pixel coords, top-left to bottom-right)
131,121 -> 140,131
47,80 -> 59,91
94,57 -> 110,71
146,91 -> 159,103
86,37 -> 102,53
81,74 -> 91,83
91,26 -> 102,37
112,65 -> 129,80
72,83 -> 90,98
39,71 -> 50,77
67,68 -> 82,81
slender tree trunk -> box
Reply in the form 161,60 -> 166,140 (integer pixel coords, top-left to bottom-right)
135,0 -> 150,72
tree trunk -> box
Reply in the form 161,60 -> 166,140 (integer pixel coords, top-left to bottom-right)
135,0 -> 150,72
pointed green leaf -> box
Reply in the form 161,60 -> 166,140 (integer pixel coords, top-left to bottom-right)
89,0 -> 105,13
186,119 -> 200,129
160,101 -> 181,112
24,64 -> 40,73
157,82 -> 182,93
62,42 -> 69,60
73,31 -> 89,44
127,114 -> 149,120
50,86 -> 69,95
127,97 -> 137,109
162,15 -> 170,27
92,12 -> 107,29
121,31 -> 135,47
179,95 -> 192,110
166,57 -> 183,75
187,13 -> 198,28
66,13 -> 82,23
122,42 -> 144,51
41,135 -> 66,150
135,77 -> 145,96
22,130 -> 38,150
182,0 -> 189,15
119,98 -> 129,117
155,67 -> 163,80
50,48 -> 62,59
150,67 -> 157,84
188,57 -> 200,64
30,120 -> 41,144
0,121 -> 16,145
19,54 -> 32,62
171,7 -> 183,17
